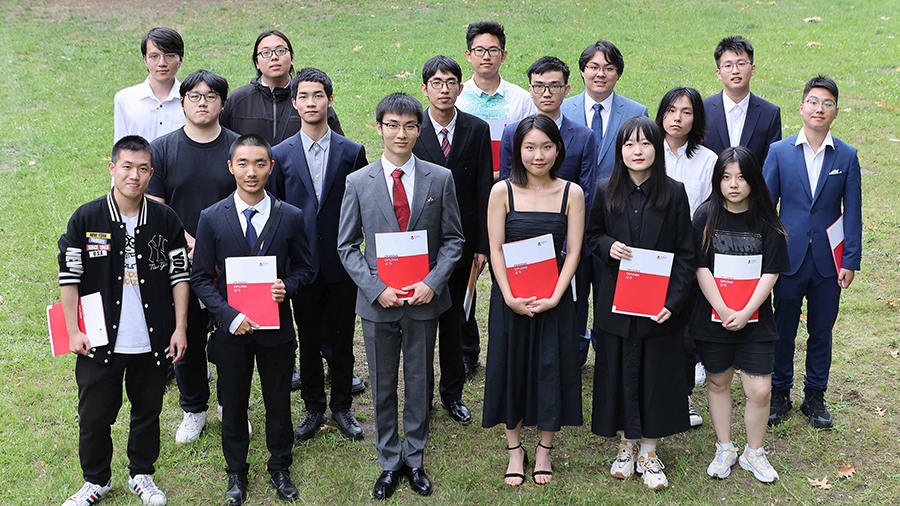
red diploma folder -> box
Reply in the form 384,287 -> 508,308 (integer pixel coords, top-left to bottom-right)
826,214 -> 844,275
612,247 -> 674,318
226,256 -> 279,330
485,119 -> 511,172
46,292 -> 109,357
376,230 -> 429,301
502,233 -> 559,300
712,254 -> 762,323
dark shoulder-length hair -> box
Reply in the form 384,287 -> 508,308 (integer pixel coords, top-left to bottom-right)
605,116 -> 670,213
509,114 -> 566,185
655,87 -> 707,158
701,146 -> 786,252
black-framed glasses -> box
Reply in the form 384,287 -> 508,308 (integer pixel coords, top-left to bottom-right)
584,63 -> 617,75
185,91 -> 220,103
471,46 -> 502,58
719,60 -> 751,71
530,84 -> 565,94
804,98 -> 837,111
379,122 -> 420,134
146,52 -> 180,64
256,47 -> 289,59
427,79 -> 460,90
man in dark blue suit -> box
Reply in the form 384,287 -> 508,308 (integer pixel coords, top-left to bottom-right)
704,36 -> 782,166
267,68 -> 369,442
192,135 -> 314,504
763,76 -> 862,430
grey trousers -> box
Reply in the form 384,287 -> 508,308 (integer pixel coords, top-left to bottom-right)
362,315 -> 437,470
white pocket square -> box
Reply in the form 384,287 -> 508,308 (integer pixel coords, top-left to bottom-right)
828,169 -> 842,175
426,196 -> 435,203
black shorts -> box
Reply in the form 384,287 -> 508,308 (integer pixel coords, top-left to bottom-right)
696,340 -> 775,376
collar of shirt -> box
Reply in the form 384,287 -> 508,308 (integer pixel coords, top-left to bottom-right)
584,92 -> 615,130
664,141 -> 687,159
626,174 -> 654,194
795,128 -> 834,155
553,114 -> 563,129
139,76 -> 181,104
234,192 -> 271,232
381,153 -> 416,178
428,107 -> 458,140
300,128 -> 332,154
466,76 -> 511,98
722,92 -> 750,115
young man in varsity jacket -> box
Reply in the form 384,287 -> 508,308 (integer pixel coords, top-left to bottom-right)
58,135 -> 190,506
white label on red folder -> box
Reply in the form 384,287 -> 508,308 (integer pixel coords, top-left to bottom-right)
712,254 -> 762,323
376,230 -> 429,301
826,214 -> 844,275
502,233 -> 559,300
612,247 -> 674,318
485,119 -> 510,172
226,256 -> 279,330
46,292 -> 109,357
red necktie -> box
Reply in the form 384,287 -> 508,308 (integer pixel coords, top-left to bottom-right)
391,169 -> 410,231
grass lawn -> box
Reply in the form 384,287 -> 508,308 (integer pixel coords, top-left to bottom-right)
1,0 -> 899,504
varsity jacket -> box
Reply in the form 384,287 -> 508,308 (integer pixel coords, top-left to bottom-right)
57,192 -> 189,366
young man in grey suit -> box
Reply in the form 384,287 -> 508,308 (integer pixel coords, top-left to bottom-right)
338,93 -> 464,500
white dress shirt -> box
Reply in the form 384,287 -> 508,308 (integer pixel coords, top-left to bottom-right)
428,107 -> 458,146
796,128 -> 834,196
722,92 -> 750,147
300,128 -> 332,204
584,92 -> 614,136
381,154 -> 416,212
113,77 -> 185,143
664,142 -> 717,218
228,192 -> 272,333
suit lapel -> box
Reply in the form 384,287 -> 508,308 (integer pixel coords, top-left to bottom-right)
223,194 -> 251,255
419,109 -> 449,166
367,160 -> 401,232
254,195 -> 282,256
560,116 -> 576,155
571,92 -> 587,125
710,92 -> 729,150
406,157 -> 433,230
597,93 -> 620,163
318,135 -> 343,211
447,109 -> 471,168
287,134 -> 317,205
812,145 -> 837,205
792,142 -> 814,202
739,93 -> 762,146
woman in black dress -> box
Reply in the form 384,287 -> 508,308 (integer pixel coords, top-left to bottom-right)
482,115 -> 585,486
585,116 -> 695,490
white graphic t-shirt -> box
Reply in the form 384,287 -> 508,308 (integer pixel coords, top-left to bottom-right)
114,214 -> 152,354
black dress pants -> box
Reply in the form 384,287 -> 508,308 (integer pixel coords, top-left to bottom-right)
435,264 -> 470,404
173,292 -> 210,413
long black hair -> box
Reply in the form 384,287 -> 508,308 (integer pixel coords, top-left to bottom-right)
701,146 -> 786,252
605,116 -> 670,213
655,87 -> 707,158
509,114 -> 566,185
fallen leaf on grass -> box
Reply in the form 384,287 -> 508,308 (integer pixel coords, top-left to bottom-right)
806,41 -> 822,47
28,160 -> 36,165
756,1 -> 777,4
782,41 -> 794,45
395,42 -> 401,48
868,225 -> 877,231
889,138 -> 900,142
573,19 -> 581,23
874,406 -> 886,417
808,476 -> 833,490
394,71 -> 412,78
881,16 -> 890,20
889,301 -> 898,307
353,45 -> 362,51
837,463 -> 855,478
804,16 -> 822,23
890,350 -> 899,359
876,101 -> 899,111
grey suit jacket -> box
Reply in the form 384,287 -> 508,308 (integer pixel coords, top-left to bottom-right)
337,155 -> 464,322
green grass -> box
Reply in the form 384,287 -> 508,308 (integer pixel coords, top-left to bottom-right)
1,0 -> 899,504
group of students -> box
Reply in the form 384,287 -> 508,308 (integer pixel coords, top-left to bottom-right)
56,20 -> 861,506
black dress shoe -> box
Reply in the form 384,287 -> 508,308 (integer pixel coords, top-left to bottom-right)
291,366 -> 302,391
225,473 -> 247,505
331,409 -> 365,440
800,389 -> 834,429
294,411 -> 325,441
462,359 -> 481,381
404,466 -> 433,496
372,469 -> 403,500
768,390 -> 792,426
269,470 -> 299,501
441,399 -> 472,425
350,372 -> 366,394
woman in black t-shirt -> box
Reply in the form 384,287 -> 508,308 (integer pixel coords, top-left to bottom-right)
691,146 -> 788,483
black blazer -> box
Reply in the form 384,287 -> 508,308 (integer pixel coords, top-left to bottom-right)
412,107 -> 493,264
191,192 -> 314,346
268,131 -> 367,284
704,91 -> 782,167
585,177 -> 695,339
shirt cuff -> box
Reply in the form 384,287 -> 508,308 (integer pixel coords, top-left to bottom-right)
228,313 -> 246,334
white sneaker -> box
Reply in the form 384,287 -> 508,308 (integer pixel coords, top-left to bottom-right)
637,452 -> 668,489
609,441 -> 638,479
695,362 -> 707,387
217,404 -> 253,436
175,411 -> 207,444
706,442 -> 738,478
128,474 -> 167,505
688,396 -> 703,427
61,480 -> 112,506
739,445 -> 779,482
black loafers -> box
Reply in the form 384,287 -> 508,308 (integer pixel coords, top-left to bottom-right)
224,473 -> 247,505
404,466 -> 433,496
441,399 -> 472,425
269,470 -> 299,501
372,469 -> 403,500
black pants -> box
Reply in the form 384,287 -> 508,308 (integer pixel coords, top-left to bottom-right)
217,339 -> 294,475
293,277 -> 357,413
683,281 -> 700,396
435,265 -> 470,404
76,353 -> 167,484
173,292 -> 210,413
460,262 -> 482,364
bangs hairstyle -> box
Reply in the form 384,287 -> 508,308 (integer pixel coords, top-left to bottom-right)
253,30 -> 295,77
605,116 -> 670,214
655,87 -> 707,158
714,35 -> 754,66
802,74 -> 839,103
466,21 -> 506,50
290,67 -> 333,99
578,40 -> 624,76
375,92 -> 423,124
701,146 -> 785,252
141,27 -> 184,58
180,69 -> 229,101
509,114 -> 566,186
229,134 -> 273,162
422,55 -> 462,84
111,135 -> 152,165
526,56 -> 570,84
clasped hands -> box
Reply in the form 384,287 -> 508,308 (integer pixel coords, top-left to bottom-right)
377,282 -> 435,308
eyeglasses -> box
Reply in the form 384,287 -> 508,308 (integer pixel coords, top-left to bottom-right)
427,79 -> 460,90
804,98 -> 837,111
379,122 -> 420,134
470,46 -> 502,58
530,84 -> 565,94
584,63 -> 618,75
719,60 -> 751,71
256,47 -> 289,59
185,91 -> 220,103
146,52 -> 180,64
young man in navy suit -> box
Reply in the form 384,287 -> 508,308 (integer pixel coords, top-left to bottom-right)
268,68 -> 369,442
191,135 -> 314,504
763,76 -> 862,429
704,36 -> 782,165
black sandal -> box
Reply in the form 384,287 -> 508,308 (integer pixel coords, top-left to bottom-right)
532,442 -> 554,485
504,443 -> 528,487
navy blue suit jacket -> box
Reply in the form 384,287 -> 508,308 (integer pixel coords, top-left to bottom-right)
191,192 -> 315,346
704,91 -> 782,166
763,134 -> 862,278
268,130 -> 367,284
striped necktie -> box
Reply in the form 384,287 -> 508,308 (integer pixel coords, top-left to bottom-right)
440,128 -> 451,160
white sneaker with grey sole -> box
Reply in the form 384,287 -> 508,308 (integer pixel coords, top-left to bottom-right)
688,396 -> 703,427
128,474 -> 167,505
739,446 -> 779,482
706,442 -> 738,478
175,410 -> 206,444
61,480 -> 112,506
